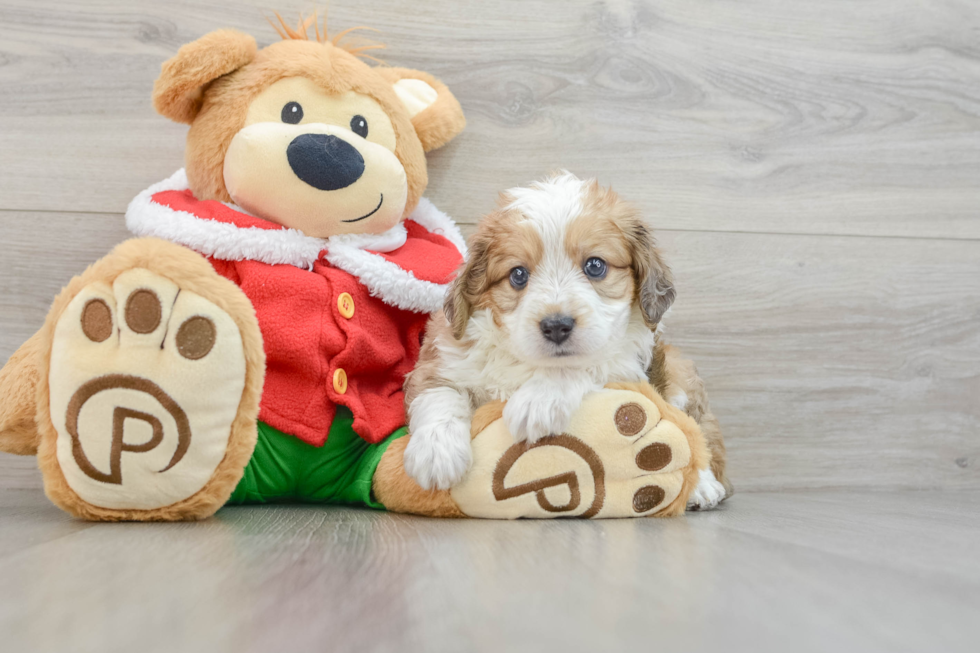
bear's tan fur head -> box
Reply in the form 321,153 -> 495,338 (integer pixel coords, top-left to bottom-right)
152,15 -> 465,238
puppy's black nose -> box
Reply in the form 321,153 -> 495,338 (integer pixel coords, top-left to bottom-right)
540,314 -> 575,345
286,133 -> 365,191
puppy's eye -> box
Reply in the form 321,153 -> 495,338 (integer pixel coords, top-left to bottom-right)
509,266 -> 530,290
583,257 -> 607,280
281,102 -> 303,124
350,115 -> 369,138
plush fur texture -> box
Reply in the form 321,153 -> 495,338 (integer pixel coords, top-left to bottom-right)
32,239 -> 266,521
373,435 -> 465,518
0,15 -> 469,521
321,203 -> 464,313
152,21 -> 465,225
453,384 -> 694,518
375,67 -> 466,152
604,381 -> 708,517
153,29 -> 258,125
403,172 -> 729,507
0,330 -> 45,455
380,381 -> 705,519
126,169 -> 465,314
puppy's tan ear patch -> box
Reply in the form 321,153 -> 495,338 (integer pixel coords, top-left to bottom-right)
630,223 -> 676,328
444,220 -> 497,339
443,274 -> 471,341
378,67 -> 466,152
153,29 -> 257,124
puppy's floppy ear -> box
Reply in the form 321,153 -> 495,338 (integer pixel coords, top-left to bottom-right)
628,221 -> 676,328
443,271 -> 471,341
443,221 -> 493,339
153,29 -> 257,124
376,67 -> 466,152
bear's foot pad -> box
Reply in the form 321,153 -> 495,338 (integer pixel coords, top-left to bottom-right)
451,389 -> 694,519
48,268 -> 247,512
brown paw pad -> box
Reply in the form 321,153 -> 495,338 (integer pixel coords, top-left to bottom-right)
81,298 -> 113,343
636,442 -> 672,472
633,485 -> 666,513
614,402 -> 647,436
125,289 -> 162,334
176,316 -> 216,360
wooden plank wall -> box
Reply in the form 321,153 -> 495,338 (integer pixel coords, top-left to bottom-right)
1,0 -> 977,491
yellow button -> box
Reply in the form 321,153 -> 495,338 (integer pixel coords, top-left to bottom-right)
337,292 -> 355,319
333,368 -> 348,394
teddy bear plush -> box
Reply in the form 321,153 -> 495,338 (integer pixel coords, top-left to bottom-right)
0,15 -> 708,520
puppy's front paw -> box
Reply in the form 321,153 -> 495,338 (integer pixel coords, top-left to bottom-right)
503,387 -> 572,444
403,421 -> 472,491
687,468 -> 726,511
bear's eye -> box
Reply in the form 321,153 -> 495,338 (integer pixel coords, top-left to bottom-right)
350,115 -> 368,138
509,266 -> 530,290
281,102 -> 303,124
583,257 -> 607,280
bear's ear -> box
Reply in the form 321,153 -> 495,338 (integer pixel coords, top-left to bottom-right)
153,29 -> 257,124
377,68 -> 466,152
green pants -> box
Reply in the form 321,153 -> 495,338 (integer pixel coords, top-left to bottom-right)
227,406 -> 407,509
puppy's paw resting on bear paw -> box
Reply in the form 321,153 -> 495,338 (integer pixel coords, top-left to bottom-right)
503,382 -> 578,444
452,387 -> 705,519
403,421 -> 473,490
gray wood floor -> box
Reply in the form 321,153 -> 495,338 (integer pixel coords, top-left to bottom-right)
1,1 -> 979,651
1,489 -> 978,653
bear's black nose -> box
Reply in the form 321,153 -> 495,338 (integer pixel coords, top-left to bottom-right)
286,133 -> 365,191
539,314 -> 575,345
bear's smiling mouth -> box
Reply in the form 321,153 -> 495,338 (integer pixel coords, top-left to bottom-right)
341,194 -> 384,223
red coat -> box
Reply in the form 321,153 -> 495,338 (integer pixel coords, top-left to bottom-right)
126,170 -> 465,446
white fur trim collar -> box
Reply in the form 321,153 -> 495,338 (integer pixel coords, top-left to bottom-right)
125,169 -> 466,313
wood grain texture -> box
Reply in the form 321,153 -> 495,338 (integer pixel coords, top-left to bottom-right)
661,230 -> 980,491
0,455 -> 41,491
1,0 -> 979,237
1,0 -> 979,494
0,489 -> 978,653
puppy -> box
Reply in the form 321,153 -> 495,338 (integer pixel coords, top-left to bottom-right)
403,172 -> 730,509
